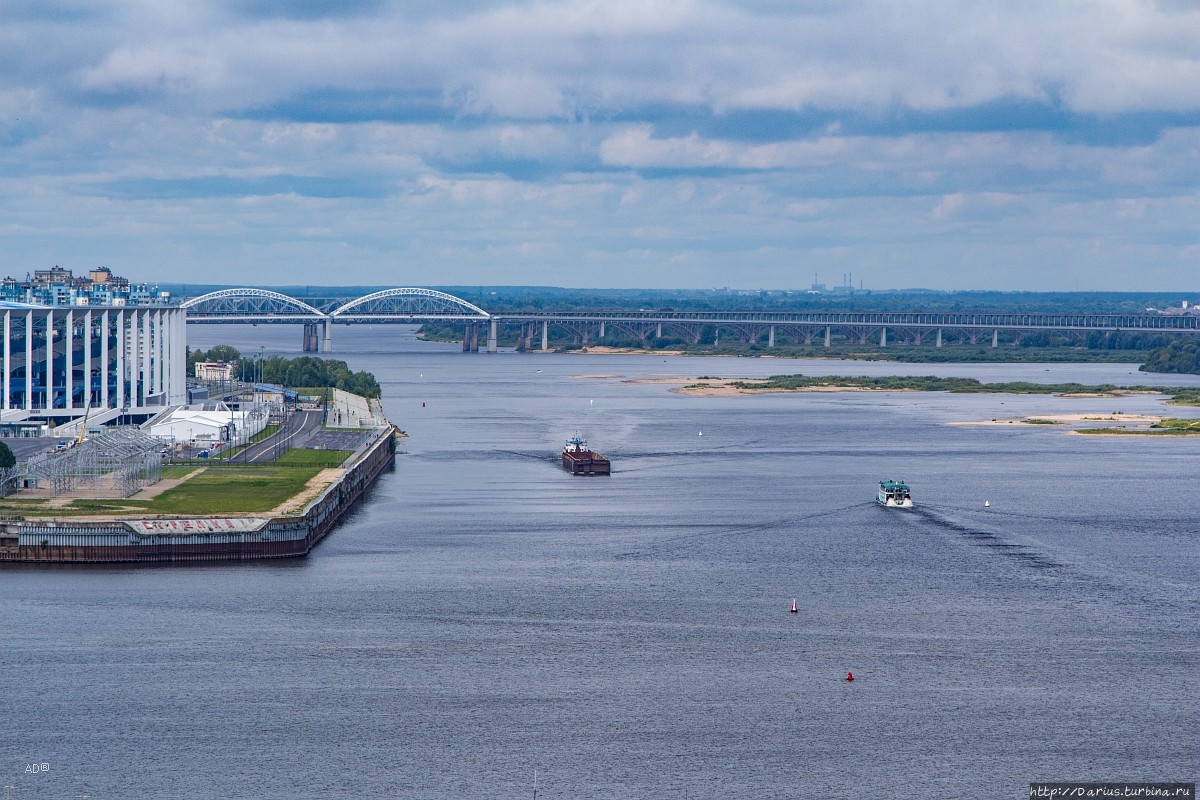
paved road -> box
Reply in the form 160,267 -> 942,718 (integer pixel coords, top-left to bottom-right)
2,437 -> 60,460
243,408 -> 324,463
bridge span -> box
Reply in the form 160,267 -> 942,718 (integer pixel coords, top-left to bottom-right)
182,288 -> 1199,353
182,288 -> 490,352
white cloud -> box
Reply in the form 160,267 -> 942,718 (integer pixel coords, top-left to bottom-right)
0,0 -> 1195,289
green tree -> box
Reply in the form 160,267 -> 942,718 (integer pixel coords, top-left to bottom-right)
0,441 -> 15,469
1141,340 -> 1200,374
206,344 -> 241,363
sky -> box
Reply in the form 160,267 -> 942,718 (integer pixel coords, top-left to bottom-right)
1,1 -> 1197,292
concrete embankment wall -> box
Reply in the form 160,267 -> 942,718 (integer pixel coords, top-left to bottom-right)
0,426 -> 396,564
299,425 -> 395,551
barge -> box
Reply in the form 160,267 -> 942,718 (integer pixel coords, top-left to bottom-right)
562,435 -> 610,476
0,426 -> 396,564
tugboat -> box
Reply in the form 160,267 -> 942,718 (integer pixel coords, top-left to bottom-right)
876,479 -> 913,508
562,435 -> 611,476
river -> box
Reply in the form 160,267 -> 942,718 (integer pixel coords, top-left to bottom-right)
3,325 -> 1198,799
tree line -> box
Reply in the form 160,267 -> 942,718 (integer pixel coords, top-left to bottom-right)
1140,340 -> 1200,375
188,346 -> 381,398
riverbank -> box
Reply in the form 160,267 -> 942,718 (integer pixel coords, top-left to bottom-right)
0,425 -> 397,564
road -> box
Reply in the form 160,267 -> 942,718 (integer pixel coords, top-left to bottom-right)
242,408 -> 324,463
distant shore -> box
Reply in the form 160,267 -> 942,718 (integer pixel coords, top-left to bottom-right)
551,344 -> 1150,365
579,374 -> 1200,433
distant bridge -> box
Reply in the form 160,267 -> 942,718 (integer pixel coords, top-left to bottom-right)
182,288 -> 489,351
182,288 -> 1199,352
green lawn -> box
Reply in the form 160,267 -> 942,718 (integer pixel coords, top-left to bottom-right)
161,465 -> 197,479
128,466 -> 325,514
0,463 -> 328,517
273,449 -> 353,467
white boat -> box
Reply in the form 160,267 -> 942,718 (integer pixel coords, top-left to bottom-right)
876,480 -> 913,508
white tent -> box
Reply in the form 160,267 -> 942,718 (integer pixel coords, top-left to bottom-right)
143,402 -> 267,447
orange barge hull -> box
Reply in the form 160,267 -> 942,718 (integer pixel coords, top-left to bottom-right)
562,450 -> 611,475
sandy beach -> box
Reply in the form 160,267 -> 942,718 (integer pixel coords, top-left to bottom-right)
949,413 -> 1164,427
662,378 -> 922,397
573,374 -> 1191,432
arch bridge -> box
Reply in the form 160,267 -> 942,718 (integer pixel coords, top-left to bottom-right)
182,290 -> 1199,353
183,287 -> 490,351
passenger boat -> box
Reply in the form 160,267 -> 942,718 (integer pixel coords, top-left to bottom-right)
876,479 -> 912,508
562,435 -> 610,476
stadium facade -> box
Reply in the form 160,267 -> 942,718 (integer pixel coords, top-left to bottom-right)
1,303 -> 187,426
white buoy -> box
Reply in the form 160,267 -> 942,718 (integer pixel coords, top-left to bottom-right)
698,431 -> 703,436
984,500 -> 990,508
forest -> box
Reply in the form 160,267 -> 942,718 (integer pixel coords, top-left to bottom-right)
1140,340 -> 1200,374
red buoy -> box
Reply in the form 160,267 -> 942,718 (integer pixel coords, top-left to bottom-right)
790,598 -> 798,613
845,671 -> 854,682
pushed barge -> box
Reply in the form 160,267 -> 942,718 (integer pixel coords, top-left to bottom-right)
0,427 -> 396,564
562,435 -> 610,476
876,479 -> 913,509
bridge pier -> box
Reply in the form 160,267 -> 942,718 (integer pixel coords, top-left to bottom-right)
322,318 -> 332,353
487,318 -> 498,353
768,325 -> 775,348
824,325 -> 831,347
462,322 -> 479,352
541,321 -> 549,351
880,327 -> 887,347
992,329 -> 999,348
302,322 -> 321,352
936,328 -> 943,348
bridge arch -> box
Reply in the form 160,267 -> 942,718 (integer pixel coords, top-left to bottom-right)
330,288 -> 490,320
182,288 -> 326,320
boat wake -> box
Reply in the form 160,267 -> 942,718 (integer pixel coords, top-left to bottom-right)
910,505 -> 1062,571
613,502 -> 872,560
924,503 -> 1196,537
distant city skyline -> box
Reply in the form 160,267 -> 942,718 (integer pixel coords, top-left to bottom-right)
1,2 -> 1196,291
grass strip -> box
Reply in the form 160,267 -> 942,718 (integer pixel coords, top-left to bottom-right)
129,465 -> 327,514
273,449 -> 353,467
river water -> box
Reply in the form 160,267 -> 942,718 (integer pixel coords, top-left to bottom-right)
4,325 -> 1198,799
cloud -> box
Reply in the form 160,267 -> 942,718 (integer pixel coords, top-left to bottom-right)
0,0 -> 1194,289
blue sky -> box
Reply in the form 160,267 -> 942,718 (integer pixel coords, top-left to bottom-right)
1,1 -> 1196,291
